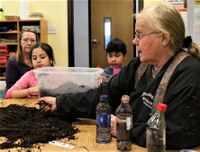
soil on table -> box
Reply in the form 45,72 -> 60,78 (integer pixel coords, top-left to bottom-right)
0,104 -> 79,149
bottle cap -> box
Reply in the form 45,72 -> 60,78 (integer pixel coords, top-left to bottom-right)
121,95 -> 130,103
157,103 -> 167,112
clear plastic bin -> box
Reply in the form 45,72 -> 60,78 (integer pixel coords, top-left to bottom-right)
0,81 -> 6,99
34,67 -> 103,97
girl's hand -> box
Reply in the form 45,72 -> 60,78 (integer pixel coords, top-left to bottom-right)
28,86 -> 39,96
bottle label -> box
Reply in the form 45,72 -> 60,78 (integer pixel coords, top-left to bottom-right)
96,113 -> 111,143
96,113 -> 111,127
126,117 -> 132,130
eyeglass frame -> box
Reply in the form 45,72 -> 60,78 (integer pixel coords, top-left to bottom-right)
134,32 -> 161,41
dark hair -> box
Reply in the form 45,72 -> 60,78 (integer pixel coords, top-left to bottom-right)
15,29 -> 39,63
30,43 -> 55,66
105,38 -> 127,55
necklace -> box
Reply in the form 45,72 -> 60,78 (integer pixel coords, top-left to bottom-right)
151,66 -> 160,78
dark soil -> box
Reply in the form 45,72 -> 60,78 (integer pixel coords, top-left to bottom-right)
0,104 -> 79,149
39,82 -> 90,97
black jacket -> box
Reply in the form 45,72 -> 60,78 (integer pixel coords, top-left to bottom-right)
56,54 -> 200,149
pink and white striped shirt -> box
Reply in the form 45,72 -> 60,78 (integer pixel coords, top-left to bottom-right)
5,70 -> 38,99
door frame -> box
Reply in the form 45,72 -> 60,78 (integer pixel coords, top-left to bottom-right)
133,0 -> 143,57
68,0 -> 90,67
68,0 -> 75,67
88,0 -> 92,67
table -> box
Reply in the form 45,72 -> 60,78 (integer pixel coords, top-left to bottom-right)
0,98 -> 200,152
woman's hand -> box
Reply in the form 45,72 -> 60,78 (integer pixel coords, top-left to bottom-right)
111,114 -> 117,137
37,97 -> 57,112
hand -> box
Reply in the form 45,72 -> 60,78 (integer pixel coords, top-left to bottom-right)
101,76 -> 108,83
111,114 -> 117,137
37,97 -> 57,112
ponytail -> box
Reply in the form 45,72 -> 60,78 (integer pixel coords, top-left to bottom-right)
183,36 -> 200,60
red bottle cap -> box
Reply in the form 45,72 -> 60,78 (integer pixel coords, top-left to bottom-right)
157,103 -> 167,112
121,95 -> 130,103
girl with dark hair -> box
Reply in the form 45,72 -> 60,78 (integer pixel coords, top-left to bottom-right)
5,43 -> 55,99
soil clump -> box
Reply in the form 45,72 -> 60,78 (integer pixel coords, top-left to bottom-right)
0,104 -> 79,149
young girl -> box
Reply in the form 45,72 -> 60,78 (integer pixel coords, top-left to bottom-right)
5,43 -> 55,99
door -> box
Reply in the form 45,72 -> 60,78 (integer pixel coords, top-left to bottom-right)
90,0 -> 134,68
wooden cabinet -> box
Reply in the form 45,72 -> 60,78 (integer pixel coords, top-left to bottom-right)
0,19 -> 48,80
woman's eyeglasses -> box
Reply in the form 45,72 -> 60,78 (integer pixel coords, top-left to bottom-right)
134,32 -> 161,41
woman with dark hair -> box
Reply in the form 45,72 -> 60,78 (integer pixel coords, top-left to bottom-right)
5,43 -> 55,99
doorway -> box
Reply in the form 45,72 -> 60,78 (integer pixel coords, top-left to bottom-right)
90,0 -> 134,68
68,0 -> 141,67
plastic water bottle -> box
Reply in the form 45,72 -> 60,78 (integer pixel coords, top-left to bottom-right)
115,95 -> 132,151
0,8 -> 5,21
96,94 -> 111,143
146,103 -> 167,152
